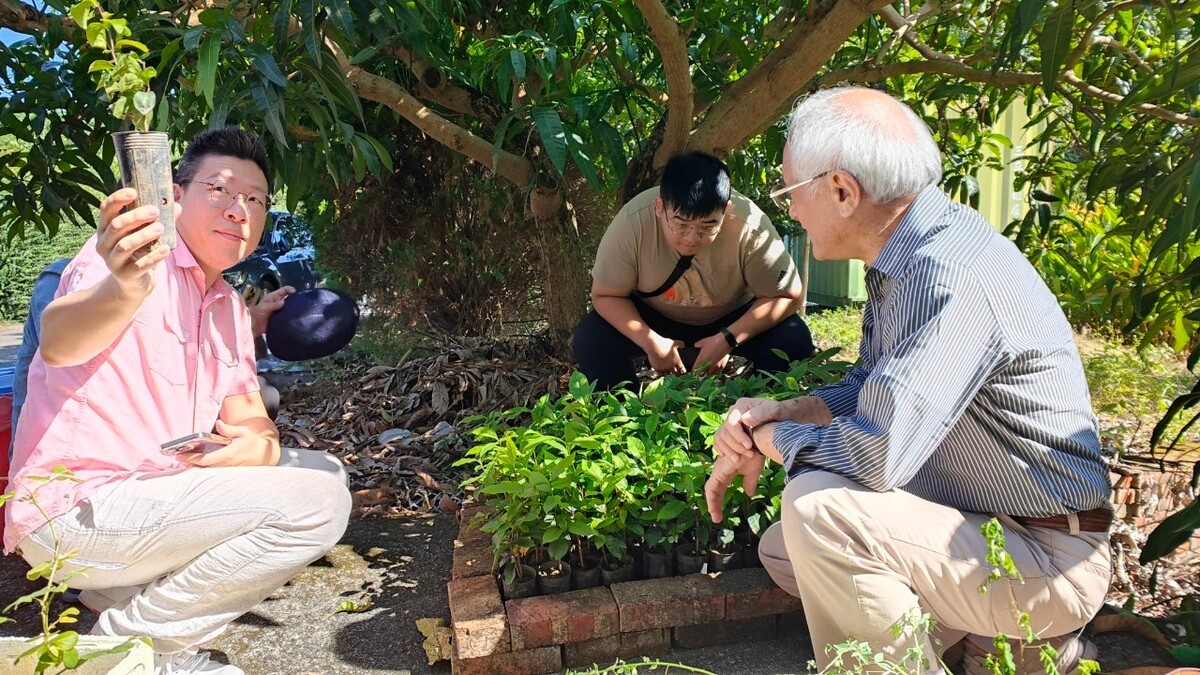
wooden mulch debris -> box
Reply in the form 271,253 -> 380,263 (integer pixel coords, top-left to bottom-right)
273,334 -> 571,517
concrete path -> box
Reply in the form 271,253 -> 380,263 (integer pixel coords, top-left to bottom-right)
0,511 -> 1180,674
0,513 -> 818,675
0,325 -> 21,367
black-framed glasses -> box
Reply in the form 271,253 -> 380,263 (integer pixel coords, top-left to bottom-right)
769,170 -> 833,210
182,180 -> 272,216
665,211 -> 723,239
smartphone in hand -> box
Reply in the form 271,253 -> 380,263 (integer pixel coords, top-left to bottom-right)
161,432 -> 231,456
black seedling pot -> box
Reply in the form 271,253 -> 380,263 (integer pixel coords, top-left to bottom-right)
113,131 -> 176,250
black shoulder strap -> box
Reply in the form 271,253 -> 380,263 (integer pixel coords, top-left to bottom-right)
633,255 -> 693,299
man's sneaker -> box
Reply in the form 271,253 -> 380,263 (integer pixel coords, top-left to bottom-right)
61,588 -> 82,604
154,649 -> 244,675
960,632 -> 1097,675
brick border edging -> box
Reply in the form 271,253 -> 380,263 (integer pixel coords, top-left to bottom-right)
448,506 -> 806,674
447,465 -> 1200,673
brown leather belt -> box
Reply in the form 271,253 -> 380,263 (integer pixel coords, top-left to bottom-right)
1013,507 -> 1113,533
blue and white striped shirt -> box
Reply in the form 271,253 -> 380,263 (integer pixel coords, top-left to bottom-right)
775,186 -> 1111,517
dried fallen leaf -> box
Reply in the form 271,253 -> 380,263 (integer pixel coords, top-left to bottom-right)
439,494 -> 459,513
352,488 -> 395,510
324,598 -> 373,619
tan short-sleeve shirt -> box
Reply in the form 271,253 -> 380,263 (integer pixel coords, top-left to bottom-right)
591,187 -> 802,325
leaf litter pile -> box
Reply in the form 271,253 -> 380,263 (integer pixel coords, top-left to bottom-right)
272,335 -> 570,517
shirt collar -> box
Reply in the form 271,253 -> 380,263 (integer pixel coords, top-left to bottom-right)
168,238 -> 237,300
868,185 -> 950,279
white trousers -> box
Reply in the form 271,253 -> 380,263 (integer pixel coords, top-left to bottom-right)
758,470 -> 1111,672
18,449 -> 352,655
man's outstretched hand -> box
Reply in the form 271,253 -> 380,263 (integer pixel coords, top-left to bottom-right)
248,285 -> 295,338
705,450 -> 766,523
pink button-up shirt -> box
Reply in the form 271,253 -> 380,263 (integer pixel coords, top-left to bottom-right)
4,237 -> 259,553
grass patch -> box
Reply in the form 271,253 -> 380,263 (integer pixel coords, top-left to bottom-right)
1082,341 -> 1196,451
806,305 -> 864,359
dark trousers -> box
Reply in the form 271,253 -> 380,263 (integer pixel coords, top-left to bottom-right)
572,298 -> 816,391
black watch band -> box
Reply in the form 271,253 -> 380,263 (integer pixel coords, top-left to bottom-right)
720,326 -> 739,349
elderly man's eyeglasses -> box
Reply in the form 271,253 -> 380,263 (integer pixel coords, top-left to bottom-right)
665,211 -> 722,239
182,180 -> 272,216
769,170 -> 833,210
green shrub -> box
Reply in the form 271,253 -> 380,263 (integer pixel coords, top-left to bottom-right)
1084,344 -> 1191,421
806,305 -> 864,357
1082,341 -> 1197,451
456,352 -> 852,582
0,223 -> 93,323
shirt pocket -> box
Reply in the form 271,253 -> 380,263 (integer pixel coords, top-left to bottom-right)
148,311 -> 188,387
205,335 -> 243,406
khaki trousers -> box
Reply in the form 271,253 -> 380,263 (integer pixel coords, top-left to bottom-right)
759,471 -> 1111,672
19,449 -> 351,656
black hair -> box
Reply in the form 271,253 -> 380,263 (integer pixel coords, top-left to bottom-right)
175,127 -> 272,194
658,152 -> 731,219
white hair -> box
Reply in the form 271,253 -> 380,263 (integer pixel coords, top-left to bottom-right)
785,86 -> 942,203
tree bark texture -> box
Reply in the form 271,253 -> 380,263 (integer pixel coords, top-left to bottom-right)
529,184 -> 589,347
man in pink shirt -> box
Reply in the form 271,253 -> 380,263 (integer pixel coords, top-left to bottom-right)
5,127 -> 351,675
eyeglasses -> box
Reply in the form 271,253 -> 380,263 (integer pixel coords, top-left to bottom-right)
769,170 -> 833,210
182,180 -> 272,216
665,211 -> 722,239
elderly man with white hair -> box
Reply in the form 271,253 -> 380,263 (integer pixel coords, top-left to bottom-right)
704,86 -> 1112,673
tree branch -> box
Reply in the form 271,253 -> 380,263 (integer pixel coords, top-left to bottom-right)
0,0 -> 54,33
383,45 -> 502,123
1075,35 -> 1155,74
1064,0 -> 1176,70
331,46 -> 535,187
632,0 -> 693,166
811,60 -> 1200,127
876,3 -> 951,62
603,44 -> 668,104
689,0 -> 894,157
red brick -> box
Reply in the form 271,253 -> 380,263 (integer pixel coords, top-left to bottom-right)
458,503 -> 495,525
610,575 -> 725,632
1109,471 -> 1135,490
713,568 -> 805,620
452,507 -> 495,580
1112,488 -> 1139,505
562,628 -> 671,669
506,587 -> 618,649
451,645 -> 561,675
448,574 -> 510,660
452,532 -> 494,580
672,615 -> 776,649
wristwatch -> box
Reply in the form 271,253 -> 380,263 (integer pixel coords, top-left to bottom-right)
720,326 -> 739,349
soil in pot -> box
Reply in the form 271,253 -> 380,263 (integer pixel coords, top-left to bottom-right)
536,560 -> 573,595
708,547 -> 742,572
628,541 -> 645,578
675,543 -> 707,575
641,545 -> 674,579
501,564 -> 538,600
523,545 -> 549,568
600,555 -> 635,585
570,554 -> 602,589
736,530 -> 763,568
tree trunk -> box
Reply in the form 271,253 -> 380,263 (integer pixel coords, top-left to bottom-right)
529,184 -> 588,350
618,118 -> 668,205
